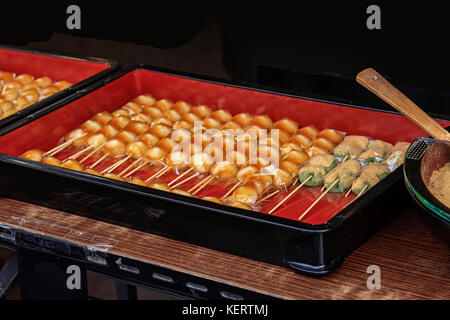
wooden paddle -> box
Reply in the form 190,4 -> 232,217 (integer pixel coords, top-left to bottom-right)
357,68 -> 450,141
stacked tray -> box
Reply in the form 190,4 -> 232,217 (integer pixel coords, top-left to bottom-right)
0,66 -> 448,275
0,46 -> 119,129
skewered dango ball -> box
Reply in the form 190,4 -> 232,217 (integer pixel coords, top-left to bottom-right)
210,109 -> 233,124
211,161 -> 239,180
272,168 -> 295,189
126,142 -> 147,159
154,99 -> 173,112
248,115 -> 273,130
98,125 -> 119,139
0,71 -> 14,82
104,139 -> 127,156
112,109 -> 131,117
109,116 -> 131,130
139,133 -> 160,147
86,134 -> 108,148
133,94 -> 156,107
147,180 -> 171,192
91,112 -> 113,125
191,105 -> 212,119
171,101 -> 192,115
191,153 -> 215,173
34,77 -> 53,88
230,202 -> 252,210
273,118 -> 299,135
42,157 -> 62,166
21,89 -> 40,104
80,120 -> 102,134
145,147 -> 168,162
130,178 -> 148,187
148,123 -> 172,139
115,131 -> 137,145
143,106 -> 164,119
132,113 -> 153,124
165,150 -> 191,170
103,173 -> 124,181
122,102 -> 143,115
231,185 -> 259,205
84,169 -> 102,176
20,149 -> 44,162
61,160 -> 84,172
1,89 -> 19,101
54,81 -> 72,91
15,74 -> 34,85
4,81 -> 22,91
231,113 -> 252,127
0,101 -> 15,115
172,189 -> 193,197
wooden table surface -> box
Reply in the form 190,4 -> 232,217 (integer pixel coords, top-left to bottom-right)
0,197 -> 448,300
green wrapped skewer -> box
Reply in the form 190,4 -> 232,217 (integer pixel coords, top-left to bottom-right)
383,142 -> 410,169
333,135 -> 369,160
351,163 -> 390,195
298,155 -> 337,187
359,140 -> 393,164
323,159 -> 361,193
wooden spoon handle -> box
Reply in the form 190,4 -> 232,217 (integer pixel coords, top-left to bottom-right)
357,68 -> 450,141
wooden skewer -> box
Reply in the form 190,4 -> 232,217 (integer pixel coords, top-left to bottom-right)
89,152 -> 110,169
123,159 -> 149,178
145,166 -> 171,183
221,180 -> 242,199
66,145 -> 95,161
45,135 -> 86,157
192,176 -> 214,196
155,166 -> 173,179
345,187 -> 353,198
118,157 -> 143,177
257,190 -> 280,205
356,185 -> 369,199
80,143 -> 106,164
168,167 -> 195,187
256,176 -> 301,206
188,175 -> 212,194
170,172 -> 200,189
299,179 -> 339,221
101,155 -> 132,174
145,166 -> 170,182
155,166 -> 172,179
268,176 -> 312,214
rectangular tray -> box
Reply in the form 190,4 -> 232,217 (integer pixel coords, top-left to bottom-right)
0,46 -> 119,129
0,66 -> 448,275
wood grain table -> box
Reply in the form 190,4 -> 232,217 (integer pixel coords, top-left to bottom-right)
0,197 -> 448,300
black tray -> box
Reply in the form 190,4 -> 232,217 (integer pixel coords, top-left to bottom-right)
0,65 -> 444,275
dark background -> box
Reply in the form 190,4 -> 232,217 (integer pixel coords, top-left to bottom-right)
1,2 -> 449,116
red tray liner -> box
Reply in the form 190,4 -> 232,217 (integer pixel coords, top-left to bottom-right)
0,69 -> 448,225
0,48 -> 109,84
